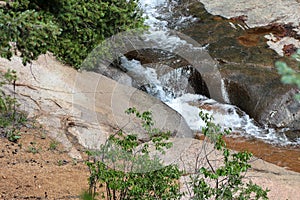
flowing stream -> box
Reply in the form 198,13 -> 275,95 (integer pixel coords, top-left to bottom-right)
121,57 -> 294,145
119,0 -> 300,145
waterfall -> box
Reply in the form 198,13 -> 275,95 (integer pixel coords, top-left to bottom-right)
121,57 -> 295,145
221,79 -> 230,104
118,0 -> 299,145
120,57 -> 170,102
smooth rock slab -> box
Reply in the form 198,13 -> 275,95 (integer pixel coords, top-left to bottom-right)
199,0 -> 300,28
0,53 -> 193,159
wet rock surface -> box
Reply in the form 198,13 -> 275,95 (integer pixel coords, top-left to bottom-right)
84,0 -> 299,143
101,0 -> 300,140
175,0 -> 300,136
220,64 -> 300,130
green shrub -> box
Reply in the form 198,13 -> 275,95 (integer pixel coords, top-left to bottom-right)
85,108 -> 182,200
0,0 -> 145,68
0,69 -> 27,142
0,7 -> 60,65
85,108 -> 269,200
276,49 -> 300,100
189,111 -> 269,200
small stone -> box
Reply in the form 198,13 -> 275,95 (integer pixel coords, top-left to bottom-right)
2,175 -> 7,179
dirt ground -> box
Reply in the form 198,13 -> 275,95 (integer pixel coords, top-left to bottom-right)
1,126 -> 299,200
0,127 -> 90,200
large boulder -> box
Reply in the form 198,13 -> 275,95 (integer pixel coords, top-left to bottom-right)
199,0 -> 300,28
177,0 -> 300,138
0,54 -> 193,158
220,64 -> 300,131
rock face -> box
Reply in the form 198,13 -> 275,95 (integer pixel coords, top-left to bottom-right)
176,0 -> 300,137
0,54 -> 193,158
188,0 -> 300,132
199,0 -> 300,28
220,64 -> 300,131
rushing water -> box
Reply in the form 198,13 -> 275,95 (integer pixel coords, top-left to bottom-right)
118,0 -> 300,145
121,57 -> 295,145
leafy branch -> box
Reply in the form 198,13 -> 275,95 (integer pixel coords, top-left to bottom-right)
0,69 -> 27,142
276,49 -> 300,100
189,112 -> 269,200
85,108 -> 182,200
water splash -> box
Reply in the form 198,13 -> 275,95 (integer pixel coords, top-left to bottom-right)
121,57 -> 198,101
139,0 -> 197,31
166,94 -> 295,145
221,79 -> 230,103
159,67 -> 192,99
119,0 -> 300,145
120,57 -> 169,101
121,56 -> 298,145
138,0 -> 199,53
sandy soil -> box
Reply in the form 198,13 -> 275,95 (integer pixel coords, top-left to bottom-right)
0,127 -> 89,200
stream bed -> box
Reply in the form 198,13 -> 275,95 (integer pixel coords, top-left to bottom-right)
89,0 -> 300,171
138,0 -> 300,171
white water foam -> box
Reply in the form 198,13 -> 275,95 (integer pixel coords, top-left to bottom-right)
159,67 -> 191,99
139,0 -> 169,30
138,0 -> 200,52
121,57 -> 197,101
139,0 -> 197,31
120,57 -> 170,102
121,57 -> 296,144
122,0 -> 299,145
221,79 -> 230,104
166,94 -> 294,145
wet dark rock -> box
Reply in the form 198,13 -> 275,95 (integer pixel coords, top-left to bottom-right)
125,49 -> 185,65
188,67 -> 210,97
93,47 -> 211,99
285,130 -> 300,143
220,64 -> 300,129
283,44 -> 298,56
178,0 -> 300,131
